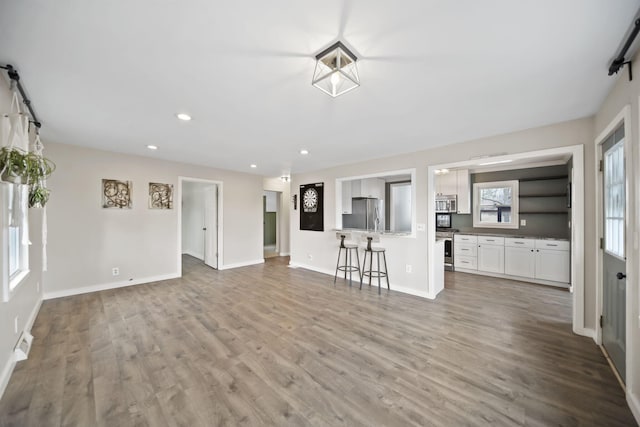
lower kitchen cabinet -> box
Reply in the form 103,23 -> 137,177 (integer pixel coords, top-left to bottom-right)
505,246 -> 536,278
477,236 -> 505,274
535,248 -> 570,283
454,234 -> 570,287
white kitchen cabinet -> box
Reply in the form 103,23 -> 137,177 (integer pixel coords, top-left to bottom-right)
477,242 -> 505,274
535,240 -> 570,283
435,172 -> 457,196
454,234 -> 478,270
505,246 -> 536,278
504,237 -> 535,278
341,181 -> 352,214
456,169 -> 471,214
435,169 -> 470,213
352,178 -> 385,199
456,255 -> 477,270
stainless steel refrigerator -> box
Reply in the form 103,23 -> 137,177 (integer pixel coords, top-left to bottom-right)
342,198 -> 385,231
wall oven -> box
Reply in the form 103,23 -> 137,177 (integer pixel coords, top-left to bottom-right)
436,213 -> 452,229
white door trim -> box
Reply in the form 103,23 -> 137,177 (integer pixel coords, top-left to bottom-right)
427,145 -> 586,334
177,176 -> 224,274
594,105 -> 633,392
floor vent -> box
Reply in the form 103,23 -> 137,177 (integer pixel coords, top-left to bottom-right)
14,331 -> 33,362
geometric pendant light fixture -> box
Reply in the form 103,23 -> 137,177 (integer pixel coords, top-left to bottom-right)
312,41 -> 360,97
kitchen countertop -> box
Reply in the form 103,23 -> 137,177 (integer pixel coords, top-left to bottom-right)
454,231 -> 569,241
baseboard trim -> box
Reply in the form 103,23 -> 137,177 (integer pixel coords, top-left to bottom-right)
0,353 -> 16,401
573,327 -> 596,340
289,262 -> 430,299
0,296 -> 42,399
220,259 -> 265,270
43,273 -> 180,300
182,250 -> 203,260
278,252 -> 291,256
628,390 -> 640,426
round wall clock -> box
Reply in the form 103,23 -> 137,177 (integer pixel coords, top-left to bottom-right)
303,188 -> 318,212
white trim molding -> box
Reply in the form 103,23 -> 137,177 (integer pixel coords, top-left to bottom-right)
289,261 -> 431,299
43,273 -> 180,300
0,296 -> 42,399
220,259 -> 265,270
427,145 -> 585,328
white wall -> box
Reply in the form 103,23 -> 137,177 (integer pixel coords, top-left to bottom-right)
595,54 -> 640,422
181,182 -> 211,260
0,77 -> 44,398
290,117 -> 595,304
43,143 -> 263,298
263,177 -> 291,255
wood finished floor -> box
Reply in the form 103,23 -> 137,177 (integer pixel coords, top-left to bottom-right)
0,255 -> 636,427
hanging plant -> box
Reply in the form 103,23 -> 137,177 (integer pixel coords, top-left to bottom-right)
28,183 -> 50,208
24,152 -> 55,184
0,146 -> 28,183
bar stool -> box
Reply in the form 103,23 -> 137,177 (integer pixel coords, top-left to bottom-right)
360,236 -> 390,294
334,233 -> 361,286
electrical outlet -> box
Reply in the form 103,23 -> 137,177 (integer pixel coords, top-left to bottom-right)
520,219 -> 526,226
112,267 -> 120,276
14,316 -> 18,334
416,223 -> 426,232
307,254 -> 313,261
406,264 -> 412,273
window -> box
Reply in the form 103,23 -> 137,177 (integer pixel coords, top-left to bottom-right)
3,183 -> 29,301
604,140 -> 625,258
473,180 -> 519,229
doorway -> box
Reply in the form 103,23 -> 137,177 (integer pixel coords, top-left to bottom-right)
263,190 -> 280,259
179,178 -> 222,271
598,121 -> 628,382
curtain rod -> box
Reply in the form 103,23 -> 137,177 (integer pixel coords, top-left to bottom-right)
0,64 -> 41,129
608,13 -> 640,80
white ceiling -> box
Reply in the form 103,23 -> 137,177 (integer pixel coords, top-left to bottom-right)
0,1 -> 638,177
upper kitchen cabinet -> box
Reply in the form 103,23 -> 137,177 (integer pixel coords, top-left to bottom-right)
435,169 -> 471,214
352,178 -> 385,199
456,169 -> 471,214
341,181 -> 353,214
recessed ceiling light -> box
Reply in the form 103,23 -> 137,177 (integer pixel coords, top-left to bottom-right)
146,145 -> 158,150
300,149 -> 309,155
250,164 -> 257,168
176,113 -> 192,121
478,159 -> 513,166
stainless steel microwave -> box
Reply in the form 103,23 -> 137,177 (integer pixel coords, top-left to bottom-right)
435,195 -> 457,213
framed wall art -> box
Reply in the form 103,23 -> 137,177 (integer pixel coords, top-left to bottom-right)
102,179 -> 132,209
299,182 -> 324,231
149,182 -> 173,209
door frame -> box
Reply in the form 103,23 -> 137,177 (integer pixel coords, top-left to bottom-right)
594,105 -> 633,387
177,176 -> 224,273
263,190 -> 281,254
427,144 -> 585,331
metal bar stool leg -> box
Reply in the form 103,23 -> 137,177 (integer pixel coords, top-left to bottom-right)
377,251 -> 382,294
355,248 -> 361,283
334,246 -> 342,284
359,250 -> 366,289
382,251 -> 390,290
368,250 -> 373,287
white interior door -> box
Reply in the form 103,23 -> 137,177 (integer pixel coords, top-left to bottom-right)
204,185 -> 218,269
601,125 -> 626,380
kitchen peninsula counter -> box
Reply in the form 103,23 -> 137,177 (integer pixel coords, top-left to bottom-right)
333,228 -> 412,237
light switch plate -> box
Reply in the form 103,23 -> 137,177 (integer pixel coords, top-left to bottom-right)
416,223 -> 426,232
520,219 -> 526,226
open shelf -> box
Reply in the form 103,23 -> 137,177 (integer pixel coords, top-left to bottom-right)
519,175 -> 568,182
520,211 -> 569,214
519,193 -> 567,198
